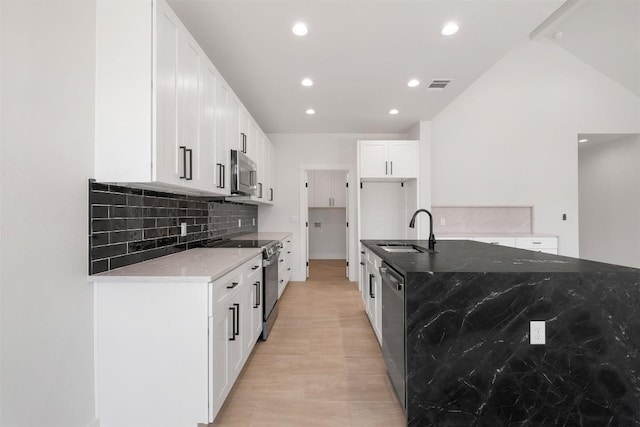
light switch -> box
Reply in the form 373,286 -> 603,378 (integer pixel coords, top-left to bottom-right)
530,321 -> 546,345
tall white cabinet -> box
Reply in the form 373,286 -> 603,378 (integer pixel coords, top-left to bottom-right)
356,139 -> 419,304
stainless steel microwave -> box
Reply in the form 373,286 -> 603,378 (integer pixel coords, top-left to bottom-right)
230,149 -> 257,196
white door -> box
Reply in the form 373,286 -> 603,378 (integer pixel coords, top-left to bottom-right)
313,170 -> 332,207
303,171 -> 310,278
198,61 -> 216,192
332,170 -> 347,208
388,141 -> 419,178
344,172 -> 349,278
177,31 -> 201,184
154,3 -> 180,185
359,141 -> 387,178
214,77 -> 229,194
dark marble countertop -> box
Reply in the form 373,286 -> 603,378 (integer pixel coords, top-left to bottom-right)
361,239 -> 638,275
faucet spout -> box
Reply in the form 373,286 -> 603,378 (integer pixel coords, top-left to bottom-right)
408,209 -> 437,251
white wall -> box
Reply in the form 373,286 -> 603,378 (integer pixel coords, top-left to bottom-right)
579,135 -> 640,268
0,1 -> 96,426
259,133 -> 406,281
407,121 -> 432,239
308,208 -> 347,259
430,39 -> 640,257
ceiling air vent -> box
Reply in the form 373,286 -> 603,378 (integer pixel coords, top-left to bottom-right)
428,79 -> 451,90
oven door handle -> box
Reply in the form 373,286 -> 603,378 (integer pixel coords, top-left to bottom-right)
262,254 -> 280,267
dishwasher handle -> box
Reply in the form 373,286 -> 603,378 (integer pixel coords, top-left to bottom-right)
380,264 -> 404,291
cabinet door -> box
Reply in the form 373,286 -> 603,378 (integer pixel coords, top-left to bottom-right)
269,140 -> 275,202
154,2 -> 181,185
262,137 -> 271,201
241,283 -> 256,359
313,170 -> 333,207
331,171 -> 346,208
197,60 -> 216,192
229,298 -> 244,380
251,279 -> 263,342
373,270 -> 382,343
210,308 -> 230,411
228,96 -> 240,152
359,141 -> 388,178
215,77 -> 230,194
388,141 -> 418,178
256,130 -> 265,199
238,107 -> 250,155
176,30 -> 201,185
247,119 -> 258,160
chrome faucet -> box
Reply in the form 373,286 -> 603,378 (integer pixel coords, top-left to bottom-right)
409,209 -> 437,251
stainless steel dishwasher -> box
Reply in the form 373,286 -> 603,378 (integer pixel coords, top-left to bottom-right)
380,262 -> 406,410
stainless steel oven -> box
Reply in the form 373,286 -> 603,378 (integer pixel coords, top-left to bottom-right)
230,149 -> 257,196
380,262 -> 406,410
261,244 -> 281,340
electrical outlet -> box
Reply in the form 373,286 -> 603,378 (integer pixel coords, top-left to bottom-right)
530,321 -> 546,345
238,219 -> 242,227
253,218 -> 256,226
440,218 -> 446,226
180,222 -> 187,237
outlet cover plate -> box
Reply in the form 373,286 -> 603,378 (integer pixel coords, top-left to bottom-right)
530,321 -> 546,345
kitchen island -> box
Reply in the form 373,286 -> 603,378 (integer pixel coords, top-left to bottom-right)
361,239 -> 640,426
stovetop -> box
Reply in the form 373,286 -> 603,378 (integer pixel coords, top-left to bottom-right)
202,239 -> 276,249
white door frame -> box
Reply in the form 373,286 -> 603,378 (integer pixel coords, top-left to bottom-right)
299,164 -> 357,281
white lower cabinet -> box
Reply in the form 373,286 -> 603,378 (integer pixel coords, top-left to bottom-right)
95,253 -> 263,427
361,246 -> 382,345
439,235 -> 558,255
278,235 -> 293,297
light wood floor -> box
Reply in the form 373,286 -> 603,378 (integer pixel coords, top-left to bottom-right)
308,259 -> 348,280
211,260 -> 406,427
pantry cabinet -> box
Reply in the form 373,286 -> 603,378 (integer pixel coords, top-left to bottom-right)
308,170 -> 346,208
359,140 -> 419,179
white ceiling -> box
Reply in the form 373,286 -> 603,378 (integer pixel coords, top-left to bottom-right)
543,0 -> 640,97
168,0 -> 566,133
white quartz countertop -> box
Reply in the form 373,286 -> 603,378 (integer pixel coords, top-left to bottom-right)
90,248 -> 262,283
232,232 -> 292,241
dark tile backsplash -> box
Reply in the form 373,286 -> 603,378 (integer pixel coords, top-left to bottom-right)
89,181 -> 258,274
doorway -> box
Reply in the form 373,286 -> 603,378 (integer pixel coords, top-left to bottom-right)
578,133 -> 640,268
305,169 -> 349,280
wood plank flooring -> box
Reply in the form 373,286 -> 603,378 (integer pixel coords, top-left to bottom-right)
210,260 -> 406,427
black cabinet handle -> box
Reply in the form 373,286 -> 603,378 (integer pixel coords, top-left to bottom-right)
252,265 -> 260,270
186,148 -> 193,180
229,306 -> 236,341
216,163 -> 223,188
287,268 -> 291,271
227,281 -> 239,289
360,262 -> 365,266
258,183 -> 263,198
254,281 -> 260,308
179,146 -> 187,179
369,273 -> 375,298
280,259 -> 284,263
385,161 -> 388,175
390,161 -> 393,175
269,188 -> 273,201
234,303 -> 240,337
287,251 -> 291,254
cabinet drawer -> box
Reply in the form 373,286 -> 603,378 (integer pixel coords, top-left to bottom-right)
212,268 -> 243,312
515,237 -> 557,249
474,237 -> 516,247
244,255 -> 263,283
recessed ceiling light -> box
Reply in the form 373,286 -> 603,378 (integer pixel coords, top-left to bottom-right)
407,79 -> 420,88
441,22 -> 459,36
579,138 -> 588,143
301,78 -> 313,87
389,109 -> 399,115
306,108 -> 315,115
292,22 -> 308,36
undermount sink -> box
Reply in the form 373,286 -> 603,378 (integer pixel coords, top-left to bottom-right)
377,243 -> 429,253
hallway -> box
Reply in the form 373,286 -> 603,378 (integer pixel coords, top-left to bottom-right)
211,260 -> 405,426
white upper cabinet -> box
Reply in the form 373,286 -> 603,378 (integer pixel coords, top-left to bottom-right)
308,171 -> 346,208
95,0 -> 274,200
214,75 -> 230,195
359,140 -> 419,179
